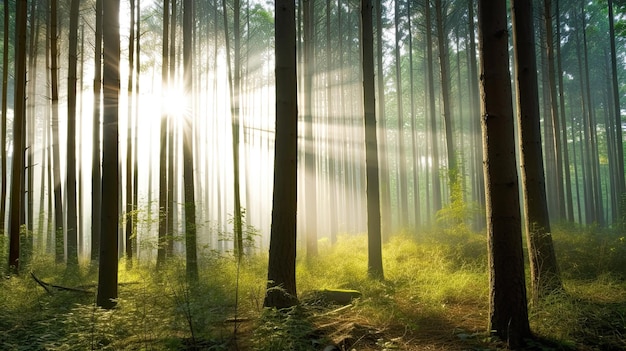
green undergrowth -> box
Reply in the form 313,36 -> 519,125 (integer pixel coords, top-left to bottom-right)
1,229 -> 625,350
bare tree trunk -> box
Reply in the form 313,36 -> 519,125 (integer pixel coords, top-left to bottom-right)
264,0 -> 298,309
125,0 -> 136,268
477,0 -> 530,346
50,0 -> 65,263
511,0 -> 562,302
157,0 -> 170,269
425,0 -> 441,214
393,0 -> 408,227
66,0 -> 80,266
97,0 -> 120,310
182,0 -> 198,281
8,0 -> 29,273
0,0 -> 9,238
91,0 -> 103,262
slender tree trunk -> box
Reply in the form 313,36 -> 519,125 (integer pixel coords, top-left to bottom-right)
393,0 -> 408,227
125,0 -> 136,268
8,0 -> 28,274
264,0 -> 298,309
435,0 -> 456,191
362,0 -> 383,280
91,0 -> 102,262
97,0 -> 120,309
303,0 -> 317,258
477,0 -> 531,346
50,0 -> 64,263
407,0 -> 420,228
375,0 -> 391,240
182,0 -> 197,282
0,0 -> 8,239
511,0 -> 562,302
157,0 -> 170,269
608,0 -> 625,224
554,0 -> 574,222
66,0 -> 80,266
425,0 -> 441,214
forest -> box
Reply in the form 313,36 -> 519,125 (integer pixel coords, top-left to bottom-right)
1,0 -> 626,349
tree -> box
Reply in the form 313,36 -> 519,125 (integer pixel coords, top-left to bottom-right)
303,0 -> 318,258
361,0 -> 383,280
182,0 -> 198,282
0,0 -> 9,239
264,0 -> 298,309
66,0 -> 80,266
8,0 -> 28,274
477,0 -> 531,346
50,0 -> 64,263
157,0 -> 170,269
97,0 -> 120,309
91,0 -> 102,262
393,0 -> 408,227
511,0 -> 562,301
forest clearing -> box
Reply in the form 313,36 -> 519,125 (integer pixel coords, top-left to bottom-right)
2,230 -> 626,350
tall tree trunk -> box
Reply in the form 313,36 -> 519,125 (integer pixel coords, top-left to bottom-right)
608,0 -> 625,225
8,0 -> 28,273
425,0 -> 442,214
361,0 -> 383,280
375,0 -> 392,240
157,0 -> 170,269
91,0 -> 103,262
407,0 -> 420,228
97,0 -> 120,309
66,0 -> 80,266
554,0 -> 574,222
477,0 -> 531,346
264,0 -> 298,309
50,0 -> 64,263
543,0 -> 566,221
394,0 -> 408,227
0,0 -> 8,239
125,0 -> 136,268
303,0 -> 318,258
435,0 -> 456,191
511,0 -> 562,302
182,0 -> 198,282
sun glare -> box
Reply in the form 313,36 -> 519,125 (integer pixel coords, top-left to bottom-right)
162,86 -> 190,119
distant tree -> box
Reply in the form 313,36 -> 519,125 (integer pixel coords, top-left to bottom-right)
182,0 -> 198,282
393,0 -> 408,227
511,0 -> 562,301
375,0 -> 392,239
425,0 -> 442,215
361,0 -> 383,280
50,0 -> 64,263
125,0 -> 136,268
8,0 -> 28,274
91,0 -> 102,262
303,0 -> 318,258
157,0 -> 170,269
0,0 -> 9,238
435,0 -> 457,190
66,0 -> 80,266
608,0 -> 625,223
97,0 -> 120,309
477,0 -> 531,347
222,0 -> 244,258
264,0 -> 298,309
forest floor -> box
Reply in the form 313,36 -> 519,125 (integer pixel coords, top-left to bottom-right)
1,226 -> 626,350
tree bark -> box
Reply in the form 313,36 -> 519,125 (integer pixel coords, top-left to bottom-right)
97,0 -> 120,309
182,0 -> 198,282
8,0 -> 28,274
477,0 -> 531,346
264,0 -> 298,309
511,0 -> 562,302
361,0 -> 383,280
91,0 -> 103,262
66,0 -> 80,266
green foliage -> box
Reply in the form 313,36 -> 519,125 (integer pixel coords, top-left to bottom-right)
252,306 -> 324,351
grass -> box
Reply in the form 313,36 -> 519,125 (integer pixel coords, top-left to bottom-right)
1,227 -> 625,350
